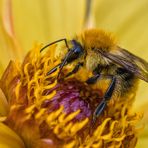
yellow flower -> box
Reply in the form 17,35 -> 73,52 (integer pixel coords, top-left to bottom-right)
0,0 -> 148,147
0,44 -> 142,147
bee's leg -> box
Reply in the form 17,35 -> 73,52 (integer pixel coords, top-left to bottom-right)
47,64 -> 61,75
86,74 -> 100,84
65,62 -> 83,78
92,76 -> 116,123
47,60 -> 83,77
92,99 -> 106,123
86,67 -> 103,84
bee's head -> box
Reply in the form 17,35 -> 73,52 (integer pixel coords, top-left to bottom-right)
57,40 -> 84,78
65,40 -> 84,63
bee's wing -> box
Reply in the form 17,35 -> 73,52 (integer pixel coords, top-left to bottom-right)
100,47 -> 148,82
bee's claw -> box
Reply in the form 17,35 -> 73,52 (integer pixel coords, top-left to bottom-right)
93,100 -> 106,119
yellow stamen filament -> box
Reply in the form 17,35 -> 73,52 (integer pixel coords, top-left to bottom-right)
64,141 -> 77,148
25,104 -> 35,114
42,80 -> 57,90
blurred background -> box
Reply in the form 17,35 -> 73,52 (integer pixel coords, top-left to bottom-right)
0,0 -> 148,147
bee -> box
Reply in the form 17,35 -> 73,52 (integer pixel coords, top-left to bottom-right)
40,29 -> 148,122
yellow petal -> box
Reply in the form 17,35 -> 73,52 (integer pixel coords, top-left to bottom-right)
0,122 -> 25,148
0,88 -> 9,116
137,137 -> 148,148
2,0 -> 15,38
0,60 -> 20,102
0,0 -> 23,76
136,103 -> 148,146
11,0 -> 86,51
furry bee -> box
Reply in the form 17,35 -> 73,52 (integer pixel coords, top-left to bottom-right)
40,29 -> 148,122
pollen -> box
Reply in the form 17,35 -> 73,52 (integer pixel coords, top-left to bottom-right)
0,43 -> 142,148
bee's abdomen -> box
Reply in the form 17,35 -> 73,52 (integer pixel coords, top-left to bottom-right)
115,68 -> 138,97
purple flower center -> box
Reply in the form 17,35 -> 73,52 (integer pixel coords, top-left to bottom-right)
42,79 -> 101,121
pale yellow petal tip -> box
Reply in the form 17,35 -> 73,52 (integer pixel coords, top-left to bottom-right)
2,0 -> 14,37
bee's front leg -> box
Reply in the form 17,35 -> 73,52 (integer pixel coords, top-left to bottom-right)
65,62 -> 83,78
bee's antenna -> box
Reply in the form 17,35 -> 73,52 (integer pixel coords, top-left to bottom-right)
40,38 -> 69,52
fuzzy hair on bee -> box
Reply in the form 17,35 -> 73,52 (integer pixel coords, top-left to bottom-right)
75,29 -> 117,72
40,29 -> 148,122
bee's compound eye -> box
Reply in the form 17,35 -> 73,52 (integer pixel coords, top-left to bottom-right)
73,45 -> 83,55
71,40 -> 83,55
